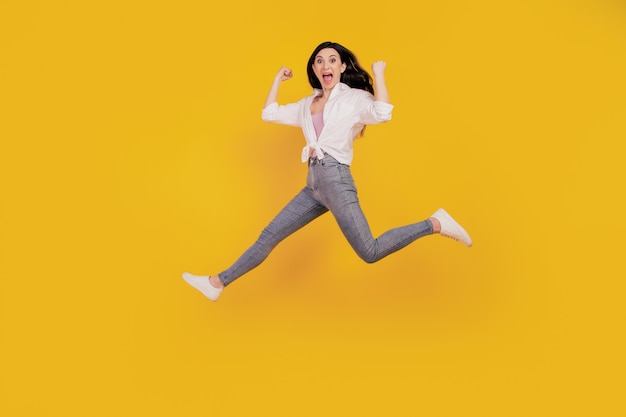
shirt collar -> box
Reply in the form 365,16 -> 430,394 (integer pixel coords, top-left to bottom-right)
311,82 -> 349,99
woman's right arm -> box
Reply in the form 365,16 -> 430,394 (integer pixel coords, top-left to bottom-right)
262,66 -> 303,126
264,66 -> 293,108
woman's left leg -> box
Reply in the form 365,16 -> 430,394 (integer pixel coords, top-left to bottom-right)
314,157 -> 433,263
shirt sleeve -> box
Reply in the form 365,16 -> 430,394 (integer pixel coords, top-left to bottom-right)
360,98 -> 394,125
261,99 -> 305,127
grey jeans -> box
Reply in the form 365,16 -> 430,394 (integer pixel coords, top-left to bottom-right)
218,154 -> 433,286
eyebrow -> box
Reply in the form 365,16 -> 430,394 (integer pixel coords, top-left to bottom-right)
316,54 -> 338,59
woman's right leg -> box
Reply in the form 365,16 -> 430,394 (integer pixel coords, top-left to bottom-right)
217,187 -> 328,286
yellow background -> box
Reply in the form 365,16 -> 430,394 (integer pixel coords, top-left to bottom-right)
1,0 -> 625,415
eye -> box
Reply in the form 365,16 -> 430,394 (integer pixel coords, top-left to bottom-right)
330,58 -> 336,63
317,58 -> 322,64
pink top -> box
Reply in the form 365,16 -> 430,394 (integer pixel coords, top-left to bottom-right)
311,112 -> 324,138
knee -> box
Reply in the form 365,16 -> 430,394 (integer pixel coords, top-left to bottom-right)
358,251 -> 379,264
349,240 -> 380,264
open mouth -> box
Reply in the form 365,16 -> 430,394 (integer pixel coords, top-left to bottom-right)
322,73 -> 333,83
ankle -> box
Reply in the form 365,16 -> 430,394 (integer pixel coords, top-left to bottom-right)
430,217 -> 441,233
209,275 -> 224,289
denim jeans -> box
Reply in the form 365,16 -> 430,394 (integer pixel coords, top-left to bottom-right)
218,154 -> 433,286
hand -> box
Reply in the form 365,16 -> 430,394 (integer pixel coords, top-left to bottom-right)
276,66 -> 293,82
372,60 -> 386,77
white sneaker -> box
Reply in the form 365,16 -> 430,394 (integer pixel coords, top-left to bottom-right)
182,272 -> 223,301
431,208 -> 472,247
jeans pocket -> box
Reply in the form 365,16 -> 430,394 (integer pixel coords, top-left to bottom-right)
337,165 -> 356,188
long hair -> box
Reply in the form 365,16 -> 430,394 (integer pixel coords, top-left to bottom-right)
307,42 -> 374,136
306,41 -> 374,95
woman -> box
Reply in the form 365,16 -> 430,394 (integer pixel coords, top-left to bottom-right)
183,41 -> 472,302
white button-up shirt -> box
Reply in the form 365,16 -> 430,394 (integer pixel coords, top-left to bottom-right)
262,82 -> 394,166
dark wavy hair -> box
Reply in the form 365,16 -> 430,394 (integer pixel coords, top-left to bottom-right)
306,41 -> 374,95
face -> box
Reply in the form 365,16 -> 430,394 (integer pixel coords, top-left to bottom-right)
312,48 -> 347,90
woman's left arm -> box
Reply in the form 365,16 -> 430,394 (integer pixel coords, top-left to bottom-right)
357,60 -> 393,124
372,61 -> 390,104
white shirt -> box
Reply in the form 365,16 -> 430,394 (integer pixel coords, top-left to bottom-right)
261,82 -> 394,165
